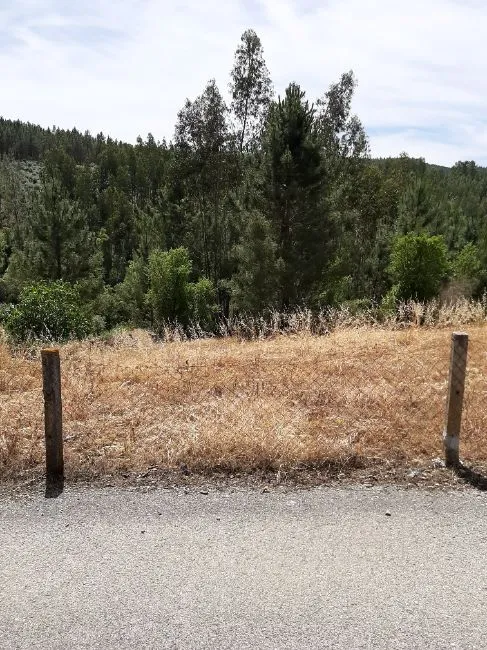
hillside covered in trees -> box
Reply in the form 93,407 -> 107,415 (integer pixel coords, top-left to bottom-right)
1,29 -> 486,340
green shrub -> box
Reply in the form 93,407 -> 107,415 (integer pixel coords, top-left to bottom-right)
380,285 -> 400,314
450,243 -> 485,296
147,248 -> 192,329
388,233 -> 449,301
0,302 -> 14,324
116,256 -> 148,325
5,281 -> 91,342
93,256 -> 149,330
452,243 -> 482,279
188,278 -> 218,330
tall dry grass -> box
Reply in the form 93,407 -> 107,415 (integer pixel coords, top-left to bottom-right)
155,296 -> 487,342
2,301 -> 487,482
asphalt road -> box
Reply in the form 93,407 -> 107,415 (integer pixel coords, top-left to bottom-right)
1,484 -> 487,649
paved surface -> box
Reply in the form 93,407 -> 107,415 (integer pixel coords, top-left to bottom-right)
1,485 -> 487,649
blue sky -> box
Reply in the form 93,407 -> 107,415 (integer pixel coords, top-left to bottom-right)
1,0 -> 486,166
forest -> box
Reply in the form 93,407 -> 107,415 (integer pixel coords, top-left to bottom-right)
1,28 -> 487,341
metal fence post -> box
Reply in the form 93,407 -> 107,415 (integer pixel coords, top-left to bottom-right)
443,332 -> 468,468
41,349 -> 64,481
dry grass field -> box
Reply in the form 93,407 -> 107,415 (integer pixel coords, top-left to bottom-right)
2,316 -> 487,485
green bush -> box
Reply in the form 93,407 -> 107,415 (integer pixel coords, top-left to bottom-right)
380,285 -> 400,314
188,278 -> 218,330
116,256 -> 148,325
93,256 -> 149,330
388,233 -> 449,301
0,302 -> 14,324
452,243 -> 482,280
450,243 -> 485,296
147,248 -> 192,329
93,286 -> 130,331
146,248 -> 217,331
5,281 -> 91,342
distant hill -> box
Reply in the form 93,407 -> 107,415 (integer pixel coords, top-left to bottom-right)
2,116 -> 483,177
0,116 -> 130,164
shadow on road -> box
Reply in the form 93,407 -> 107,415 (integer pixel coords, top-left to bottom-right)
45,478 -> 64,499
454,464 -> 487,491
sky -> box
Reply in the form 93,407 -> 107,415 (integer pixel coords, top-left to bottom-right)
1,0 -> 486,166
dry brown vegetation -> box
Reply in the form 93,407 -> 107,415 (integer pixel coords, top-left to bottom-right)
2,308 -> 487,484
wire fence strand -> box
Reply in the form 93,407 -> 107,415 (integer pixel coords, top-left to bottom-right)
2,326 -> 487,478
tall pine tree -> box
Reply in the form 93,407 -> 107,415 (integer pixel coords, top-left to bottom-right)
263,83 -> 325,307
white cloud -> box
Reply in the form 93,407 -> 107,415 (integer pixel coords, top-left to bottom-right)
1,0 -> 486,165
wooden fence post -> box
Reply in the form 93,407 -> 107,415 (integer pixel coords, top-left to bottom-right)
443,332 -> 469,468
41,349 -> 64,481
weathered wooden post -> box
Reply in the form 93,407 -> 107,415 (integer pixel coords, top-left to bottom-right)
41,349 -> 64,481
443,332 -> 468,468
